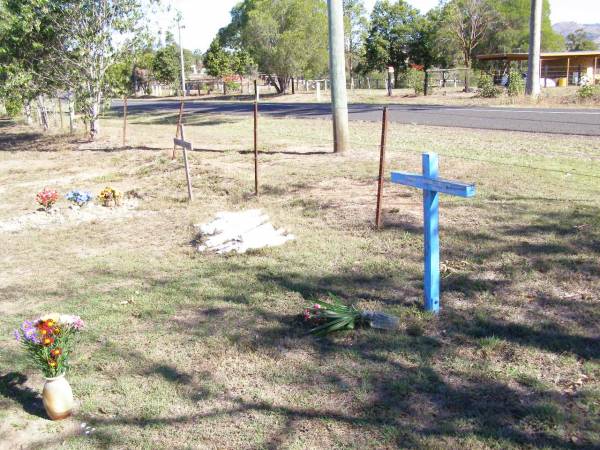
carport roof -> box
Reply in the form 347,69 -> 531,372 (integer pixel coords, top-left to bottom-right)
476,50 -> 600,61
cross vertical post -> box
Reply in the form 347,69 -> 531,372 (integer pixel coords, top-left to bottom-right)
390,152 -> 475,313
422,153 -> 440,313
254,101 -> 259,196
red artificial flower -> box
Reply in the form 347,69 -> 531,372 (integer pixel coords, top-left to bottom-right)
42,336 -> 54,346
303,309 -> 311,321
36,188 -> 59,209
48,359 -> 57,368
51,348 -> 62,357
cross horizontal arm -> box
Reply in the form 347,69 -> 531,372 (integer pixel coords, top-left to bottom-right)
174,138 -> 193,151
391,172 -> 475,198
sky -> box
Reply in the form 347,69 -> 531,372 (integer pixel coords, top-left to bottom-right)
155,0 -> 600,53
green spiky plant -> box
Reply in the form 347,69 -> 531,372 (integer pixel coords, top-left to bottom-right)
303,295 -> 363,336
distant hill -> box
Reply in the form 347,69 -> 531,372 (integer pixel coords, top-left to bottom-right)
553,22 -> 600,46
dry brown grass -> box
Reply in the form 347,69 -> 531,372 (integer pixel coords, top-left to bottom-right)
0,114 -> 599,449
184,85 -> 600,108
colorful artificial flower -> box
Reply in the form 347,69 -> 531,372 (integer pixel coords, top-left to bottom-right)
36,188 -> 59,211
14,314 -> 84,377
65,190 -> 93,207
302,295 -> 362,336
97,186 -> 122,207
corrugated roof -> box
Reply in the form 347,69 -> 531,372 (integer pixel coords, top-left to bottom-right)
477,50 -> 600,61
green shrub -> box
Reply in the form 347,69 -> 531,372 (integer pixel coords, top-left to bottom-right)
577,84 -> 600,100
2,96 -> 24,117
477,73 -> 501,98
224,80 -> 240,92
404,68 -> 425,95
507,69 -> 525,97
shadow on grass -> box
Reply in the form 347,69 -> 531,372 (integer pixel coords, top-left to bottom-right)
0,118 -> 16,128
457,315 -> 600,360
7,250 -> 596,448
63,340 -> 583,449
0,372 -> 46,419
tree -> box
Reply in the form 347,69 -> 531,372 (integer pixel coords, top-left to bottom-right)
152,45 -> 181,86
487,0 -> 564,53
0,0 -> 153,140
204,39 -> 233,78
364,0 -> 419,85
230,49 -> 254,80
442,0 -> 496,91
0,0 -> 65,127
220,0 -> 329,94
566,29 -> 598,51
204,38 -> 254,94
343,0 -> 368,87
409,8 -> 455,94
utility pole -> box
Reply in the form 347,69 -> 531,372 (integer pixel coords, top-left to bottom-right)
177,14 -> 186,98
526,0 -> 542,97
327,0 -> 350,154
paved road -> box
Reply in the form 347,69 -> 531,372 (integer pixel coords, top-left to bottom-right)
115,99 -> 600,136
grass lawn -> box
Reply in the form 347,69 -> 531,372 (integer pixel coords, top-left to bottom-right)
0,110 -> 599,449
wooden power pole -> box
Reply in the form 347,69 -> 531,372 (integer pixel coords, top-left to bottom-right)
327,0 -> 350,154
526,0 -> 542,97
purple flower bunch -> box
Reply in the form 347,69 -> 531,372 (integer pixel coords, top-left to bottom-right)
13,320 -> 41,344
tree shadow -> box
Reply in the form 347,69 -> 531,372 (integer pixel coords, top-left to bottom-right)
456,314 -> 600,360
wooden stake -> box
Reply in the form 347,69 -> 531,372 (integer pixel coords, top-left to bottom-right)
375,107 -> 388,229
173,100 -> 184,159
122,96 -> 128,147
181,134 -> 194,202
58,98 -> 64,129
254,101 -> 259,196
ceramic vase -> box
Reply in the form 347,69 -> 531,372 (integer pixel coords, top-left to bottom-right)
42,373 -> 74,420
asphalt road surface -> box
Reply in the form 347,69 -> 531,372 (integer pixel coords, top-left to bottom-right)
115,99 -> 600,136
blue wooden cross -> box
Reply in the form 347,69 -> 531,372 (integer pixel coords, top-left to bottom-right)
391,153 -> 475,313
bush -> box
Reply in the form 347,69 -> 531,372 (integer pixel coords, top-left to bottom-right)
507,69 -> 525,97
2,97 -> 24,117
404,68 -> 425,95
577,84 -> 600,100
477,73 -> 501,98
224,80 -> 240,92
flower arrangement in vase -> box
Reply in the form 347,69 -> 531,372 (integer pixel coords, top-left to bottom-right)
98,186 -> 122,207
14,314 -> 84,420
36,188 -> 59,211
66,190 -> 93,207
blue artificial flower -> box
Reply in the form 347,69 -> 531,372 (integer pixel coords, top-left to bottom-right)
66,190 -> 93,206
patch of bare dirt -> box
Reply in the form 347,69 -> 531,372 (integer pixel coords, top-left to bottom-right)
0,200 -> 145,233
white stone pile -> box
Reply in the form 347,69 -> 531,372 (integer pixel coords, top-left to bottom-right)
195,209 -> 295,254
